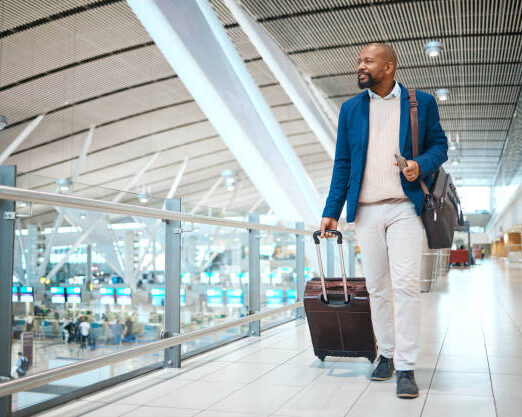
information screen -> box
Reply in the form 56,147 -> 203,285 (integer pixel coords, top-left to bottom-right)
206,289 -> 223,307
116,288 -> 132,305
19,287 -> 34,303
99,287 -> 115,305
266,289 -> 284,305
181,273 -> 191,285
286,289 -> 297,301
12,286 -> 19,303
180,289 -> 185,306
51,287 -> 66,303
151,288 -> 165,306
66,287 -> 81,304
226,289 -> 243,306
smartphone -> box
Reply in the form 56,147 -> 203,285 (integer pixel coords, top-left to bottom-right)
394,153 -> 408,171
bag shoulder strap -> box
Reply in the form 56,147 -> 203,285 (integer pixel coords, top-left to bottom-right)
408,88 -> 429,195
408,88 -> 419,157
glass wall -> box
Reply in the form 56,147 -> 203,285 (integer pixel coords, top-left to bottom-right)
180,222 -> 250,355
7,175 -> 309,412
10,176 -> 167,412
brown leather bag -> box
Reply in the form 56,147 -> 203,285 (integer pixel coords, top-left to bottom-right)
409,89 -> 464,249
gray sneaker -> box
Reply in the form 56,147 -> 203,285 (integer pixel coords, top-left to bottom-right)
371,355 -> 394,381
396,370 -> 419,398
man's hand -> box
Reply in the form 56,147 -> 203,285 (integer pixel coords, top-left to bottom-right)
320,217 -> 338,238
394,160 -> 420,182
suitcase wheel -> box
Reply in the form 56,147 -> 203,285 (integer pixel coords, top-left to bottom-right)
317,354 -> 326,362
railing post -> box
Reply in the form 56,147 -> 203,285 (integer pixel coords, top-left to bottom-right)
295,222 -> 305,319
0,166 -> 16,417
326,238 -> 335,277
164,198 -> 181,368
86,244 -> 92,284
248,213 -> 261,336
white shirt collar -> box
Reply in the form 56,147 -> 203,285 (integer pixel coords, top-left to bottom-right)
368,81 -> 401,100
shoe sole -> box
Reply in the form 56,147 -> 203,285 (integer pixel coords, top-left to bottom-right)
371,374 -> 394,381
397,393 -> 419,399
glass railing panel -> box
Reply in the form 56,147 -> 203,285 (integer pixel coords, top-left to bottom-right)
180,223 -> 249,354
259,230 -> 297,329
10,185 -> 167,411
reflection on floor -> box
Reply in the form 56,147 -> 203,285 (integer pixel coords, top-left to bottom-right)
36,260 -> 522,417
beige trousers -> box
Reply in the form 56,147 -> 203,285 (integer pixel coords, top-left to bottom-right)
355,200 -> 424,371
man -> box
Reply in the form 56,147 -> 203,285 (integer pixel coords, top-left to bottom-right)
320,43 -> 447,398
79,317 -> 91,350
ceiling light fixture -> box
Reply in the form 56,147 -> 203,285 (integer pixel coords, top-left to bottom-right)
137,192 -> 149,204
0,114 -> 8,130
56,178 -> 72,192
435,88 -> 449,101
221,169 -> 238,192
449,142 -> 456,151
423,41 -> 443,57
451,159 -> 460,166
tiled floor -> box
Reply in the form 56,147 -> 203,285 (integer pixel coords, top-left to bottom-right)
36,259 -> 522,417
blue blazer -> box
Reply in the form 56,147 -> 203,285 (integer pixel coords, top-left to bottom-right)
322,83 -> 448,222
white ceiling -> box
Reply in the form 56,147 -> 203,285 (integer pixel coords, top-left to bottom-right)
1,0 -> 521,221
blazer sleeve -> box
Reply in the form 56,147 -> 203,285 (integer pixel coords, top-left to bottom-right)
322,103 -> 351,220
413,95 -> 448,179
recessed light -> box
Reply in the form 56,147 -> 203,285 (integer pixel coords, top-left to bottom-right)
56,178 -> 72,192
435,88 -> 449,101
0,114 -> 8,130
423,41 -> 443,57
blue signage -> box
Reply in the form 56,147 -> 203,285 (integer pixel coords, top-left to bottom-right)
226,289 -> 243,306
266,289 -> 284,305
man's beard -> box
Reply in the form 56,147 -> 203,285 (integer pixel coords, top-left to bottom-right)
357,72 -> 374,89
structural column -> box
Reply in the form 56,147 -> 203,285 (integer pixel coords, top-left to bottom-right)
86,245 -> 92,284
164,199 -> 181,367
248,213 -> 261,336
0,166 -> 16,417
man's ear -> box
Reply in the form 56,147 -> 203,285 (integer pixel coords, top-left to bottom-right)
385,61 -> 395,75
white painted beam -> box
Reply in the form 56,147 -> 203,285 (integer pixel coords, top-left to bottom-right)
0,115 -> 44,165
127,0 -> 322,224
46,153 -> 159,281
224,0 -> 336,158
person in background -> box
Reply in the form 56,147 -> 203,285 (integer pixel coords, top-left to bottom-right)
79,317 -> 91,350
15,352 -> 29,377
25,314 -> 34,332
64,321 -> 75,346
112,320 -> 124,346
124,316 -> 135,343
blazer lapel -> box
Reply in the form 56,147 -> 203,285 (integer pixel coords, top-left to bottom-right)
361,91 -> 370,152
399,84 -> 410,156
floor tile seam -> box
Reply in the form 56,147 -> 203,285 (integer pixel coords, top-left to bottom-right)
342,380 -> 372,417
419,297 -> 453,417
266,365 -> 331,417
195,358 -> 296,413
480,310 -> 500,417
204,361 -> 281,384
488,282 -> 522,337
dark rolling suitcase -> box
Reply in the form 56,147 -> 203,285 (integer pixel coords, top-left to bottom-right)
304,230 -> 377,363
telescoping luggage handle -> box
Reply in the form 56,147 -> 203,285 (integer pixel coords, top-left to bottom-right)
312,230 -> 349,304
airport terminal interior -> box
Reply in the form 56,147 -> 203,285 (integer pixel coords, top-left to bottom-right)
0,0 -> 521,416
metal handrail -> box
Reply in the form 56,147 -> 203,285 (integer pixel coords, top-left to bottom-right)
0,301 -> 303,398
0,185 -> 319,235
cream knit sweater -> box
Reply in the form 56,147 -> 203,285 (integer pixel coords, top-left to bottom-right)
358,95 -> 408,203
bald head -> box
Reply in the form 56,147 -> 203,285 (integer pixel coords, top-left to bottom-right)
357,43 -> 398,91
368,43 -> 397,67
